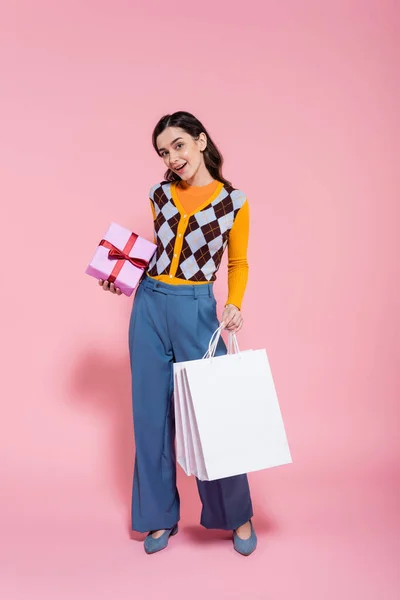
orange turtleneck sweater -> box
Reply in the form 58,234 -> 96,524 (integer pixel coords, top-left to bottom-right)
148,179 -> 249,309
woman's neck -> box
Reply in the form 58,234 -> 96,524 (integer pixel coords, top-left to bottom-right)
184,162 -> 214,187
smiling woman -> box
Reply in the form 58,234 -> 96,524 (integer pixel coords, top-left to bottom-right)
104,110 -> 256,556
146,111 -> 250,311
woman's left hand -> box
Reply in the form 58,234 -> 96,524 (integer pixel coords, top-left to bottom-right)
221,304 -> 243,334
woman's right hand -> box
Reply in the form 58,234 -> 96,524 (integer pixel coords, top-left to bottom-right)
98,279 -> 122,295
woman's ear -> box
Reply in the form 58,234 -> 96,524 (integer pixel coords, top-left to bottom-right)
197,132 -> 208,152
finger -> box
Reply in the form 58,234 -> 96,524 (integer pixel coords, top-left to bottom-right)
223,309 -> 236,328
235,320 -> 244,333
226,311 -> 241,326
116,288 -> 122,295
231,320 -> 243,334
110,283 -> 116,293
102,280 -> 110,290
227,315 -> 243,332
98,279 -> 104,286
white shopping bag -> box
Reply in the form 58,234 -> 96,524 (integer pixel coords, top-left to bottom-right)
173,325 -> 292,481
173,361 -> 191,475
174,362 -> 208,479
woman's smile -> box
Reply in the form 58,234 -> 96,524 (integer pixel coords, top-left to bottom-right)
174,162 -> 187,172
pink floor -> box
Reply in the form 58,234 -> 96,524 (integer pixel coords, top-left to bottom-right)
2,471 -> 399,600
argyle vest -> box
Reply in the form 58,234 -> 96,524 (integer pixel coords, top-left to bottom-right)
147,181 -> 246,282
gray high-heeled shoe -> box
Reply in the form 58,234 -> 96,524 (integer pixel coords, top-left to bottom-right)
233,520 -> 257,556
144,524 -> 178,554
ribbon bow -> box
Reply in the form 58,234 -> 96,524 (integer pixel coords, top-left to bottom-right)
101,241 -> 149,270
99,235 -> 150,286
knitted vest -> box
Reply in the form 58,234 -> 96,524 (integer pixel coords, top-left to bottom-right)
147,181 -> 246,282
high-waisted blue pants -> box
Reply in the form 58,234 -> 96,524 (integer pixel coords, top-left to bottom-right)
128,275 -> 253,533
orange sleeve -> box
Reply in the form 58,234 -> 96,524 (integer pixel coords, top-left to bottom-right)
149,198 -> 156,244
226,200 -> 250,310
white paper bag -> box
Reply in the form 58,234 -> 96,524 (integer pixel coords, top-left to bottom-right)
173,325 -> 292,481
173,362 -> 191,475
174,363 -> 208,479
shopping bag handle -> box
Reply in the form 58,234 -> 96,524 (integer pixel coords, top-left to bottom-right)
202,323 -> 241,359
203,323 -> 224,359
228,332 -> 240,355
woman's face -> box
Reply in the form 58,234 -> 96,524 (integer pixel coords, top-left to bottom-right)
156,126 -> 207,182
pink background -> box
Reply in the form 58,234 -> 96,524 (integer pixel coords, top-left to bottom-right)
1,1 -> 399,598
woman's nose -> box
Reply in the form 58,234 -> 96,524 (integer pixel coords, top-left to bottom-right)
169,150 -> 178,165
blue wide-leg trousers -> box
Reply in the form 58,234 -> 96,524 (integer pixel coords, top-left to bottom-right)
128,275 -> 253,533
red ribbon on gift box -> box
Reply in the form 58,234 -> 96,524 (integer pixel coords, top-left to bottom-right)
99,233 -> 149,284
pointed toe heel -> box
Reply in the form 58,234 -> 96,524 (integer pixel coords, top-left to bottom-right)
144,524 -> 178,555
233,521 -> 257,556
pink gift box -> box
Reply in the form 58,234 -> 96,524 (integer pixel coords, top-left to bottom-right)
86,222 -> 156,296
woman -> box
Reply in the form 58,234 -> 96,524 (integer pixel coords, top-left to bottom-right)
100,111 -> 257,555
